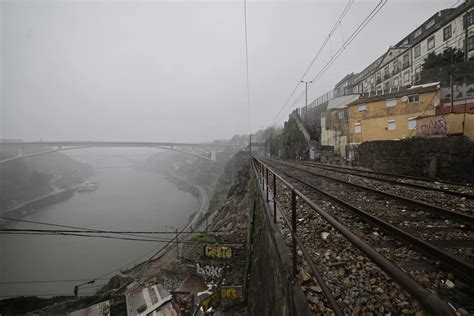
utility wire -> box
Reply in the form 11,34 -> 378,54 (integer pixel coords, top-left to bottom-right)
272,0 -> 354,125
286,0 -> 387,112
0,231 -> 244,245
0,279 -> 110,285
0,216 -> 167,241
0,228 -> 239,234
243,0 -> 251,133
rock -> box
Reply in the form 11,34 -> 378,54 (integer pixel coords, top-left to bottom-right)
321,232 -> 330,240
299,269 -> 311,283
308,285 -> 322,293
445,279 -> 455,289
374,287 -> 384,294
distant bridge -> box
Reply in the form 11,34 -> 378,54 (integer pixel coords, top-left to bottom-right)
0,141 -> 241,164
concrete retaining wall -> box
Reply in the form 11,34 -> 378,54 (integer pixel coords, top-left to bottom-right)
247,179 -> 311,315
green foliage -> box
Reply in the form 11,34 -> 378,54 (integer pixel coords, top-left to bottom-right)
189,233 -> 217,243
0,152 -> 92,210
422,47 -> 464,70
420,48 -> 466,84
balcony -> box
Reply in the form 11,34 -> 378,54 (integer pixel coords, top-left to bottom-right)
384,73 -> 390,80
376,78 -> 381,84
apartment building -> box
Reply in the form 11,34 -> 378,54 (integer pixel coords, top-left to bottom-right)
335,0 -> 473,96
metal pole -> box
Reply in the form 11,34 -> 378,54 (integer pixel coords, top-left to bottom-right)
305,81 -> 308,108
450,73 -> 454,113
291,189 -> 297,278
175,228 -> 179,259
273,173 -> 277,224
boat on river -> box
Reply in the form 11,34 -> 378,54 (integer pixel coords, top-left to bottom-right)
77,181 -> 98,192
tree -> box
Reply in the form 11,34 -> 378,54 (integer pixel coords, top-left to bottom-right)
420,48 -> 466,84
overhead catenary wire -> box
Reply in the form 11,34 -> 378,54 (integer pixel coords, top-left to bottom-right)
285,0 -> 387,112
272,0 -> 354,125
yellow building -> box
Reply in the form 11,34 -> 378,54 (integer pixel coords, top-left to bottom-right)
347,83 -> 440,144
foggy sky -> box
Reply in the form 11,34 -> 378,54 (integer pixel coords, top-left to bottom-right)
1,0 -> 456,143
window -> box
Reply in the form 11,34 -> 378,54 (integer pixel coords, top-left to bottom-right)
414,28 -> 422,38
386,98 -> 397,107
415,67 -> 422,82
414,45 -> 421,58
358,104 -> 367,112
403,54 -> 409,68
376,72 -> 381,84
387,120 -> 396,131
443,25 -> 452,41
426,19 -> 435,29
408,94 -> 420,103
468,35 -> 474,51
338,111 -> 345,119
404,70 -> 410,82
393,61 -> 399,74
384,66 -> 390,79
354,123 -> 361,134
394,78 -> 399,86
408,118 -> 416,130
464,11 -> 473,29
427,36 -> 435,50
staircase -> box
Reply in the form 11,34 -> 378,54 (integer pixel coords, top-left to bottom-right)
289,111 -> 319,160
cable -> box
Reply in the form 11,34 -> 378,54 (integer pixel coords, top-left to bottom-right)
272,0 -> 354,124
0,216 -> 168,241
286,0 -> 387,112
0,228 -> 239,234
243,0 -> 251,134
0,279 -> 110,285
0,293 -> 98,298
0,231 -> 244,245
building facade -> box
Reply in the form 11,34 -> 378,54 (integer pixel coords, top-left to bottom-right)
335,0 -> 473,96
347,84 -> 440,144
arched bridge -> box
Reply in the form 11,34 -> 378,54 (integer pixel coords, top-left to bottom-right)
0,141 -> 242,164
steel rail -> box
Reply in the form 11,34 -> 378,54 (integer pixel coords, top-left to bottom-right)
297,160 -> 474,200
253,156 -> 454,315
273,159 -> 474,226
305,160 -> 473,188
264,159 -> 474,285
252,159 -> 343,316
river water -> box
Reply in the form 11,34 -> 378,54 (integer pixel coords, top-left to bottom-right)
0,155 -> 200,298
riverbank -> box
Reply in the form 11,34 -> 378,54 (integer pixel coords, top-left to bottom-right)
0,188 -> 75,226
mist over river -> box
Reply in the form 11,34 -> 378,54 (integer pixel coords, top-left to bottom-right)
0,156 -> 200,298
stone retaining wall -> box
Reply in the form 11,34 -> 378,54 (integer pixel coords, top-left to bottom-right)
354,136 -> 474,183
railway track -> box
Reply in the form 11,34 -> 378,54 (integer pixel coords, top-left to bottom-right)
301,161 -> 474,198
253,157 -> 474,315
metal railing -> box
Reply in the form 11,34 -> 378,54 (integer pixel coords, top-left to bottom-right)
252,156 -> 454,316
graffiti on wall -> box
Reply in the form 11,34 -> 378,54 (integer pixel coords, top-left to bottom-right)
162,276 -> 184,291
204,244 -> 233,259
200,291 -> 221,312
221,286 -> 243,306
417,115 -> 448,137
199,286 -> 244,311
195,263 -> 224,279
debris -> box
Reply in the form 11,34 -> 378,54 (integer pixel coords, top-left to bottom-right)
445,279 -> 455,289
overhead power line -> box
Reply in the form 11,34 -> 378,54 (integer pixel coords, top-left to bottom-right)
272,0 -> 354,125
0,228 -> 238,234
0,278 -> 110,285
286,0 -> 387,112
243,0 -> 251,133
